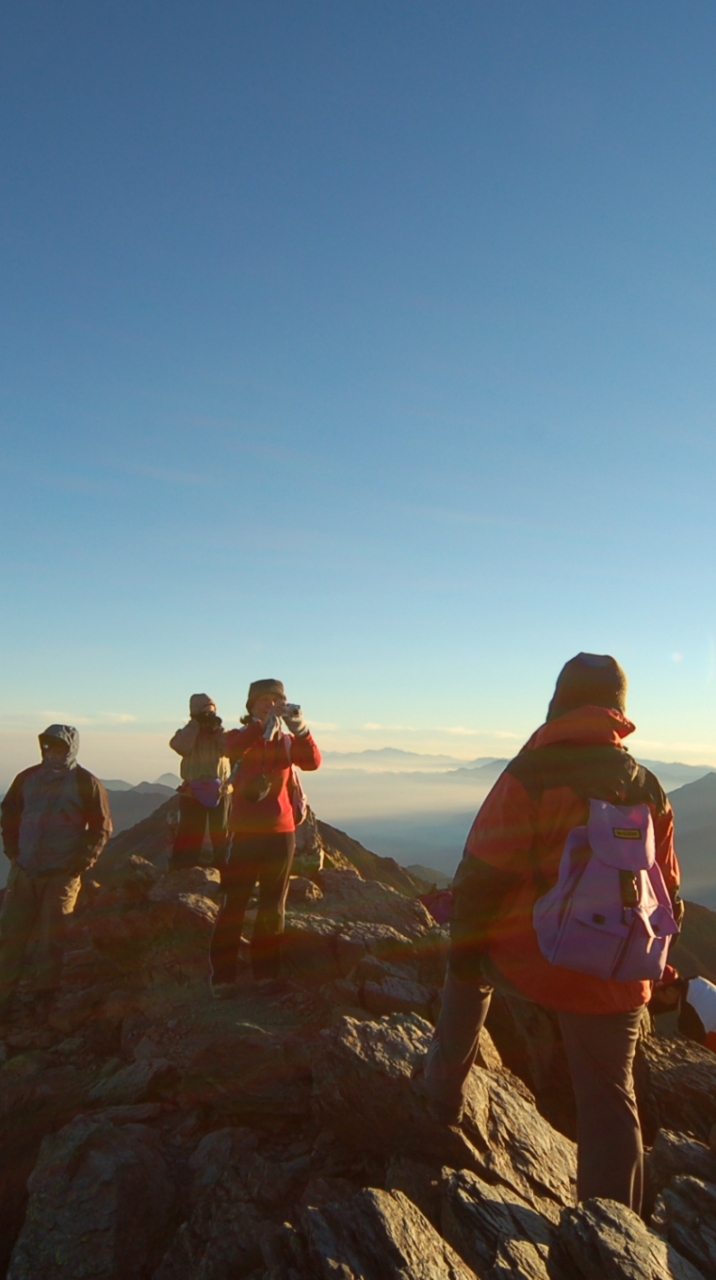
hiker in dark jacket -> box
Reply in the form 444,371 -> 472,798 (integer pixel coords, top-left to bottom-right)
169,693 -> 230,869
209,678 -> 321,995
414,655 -> 682,1213
0,725 -> 112,1016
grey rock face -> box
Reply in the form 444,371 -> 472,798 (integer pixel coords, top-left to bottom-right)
179,1022 -> 310,1115
648,1129 -> 716,1194
634,1036 -> 716,1144
315,868 -> 433,940
154,1124 -> 316,1280
87,1056 -> 178,1106
440,1168 -> 570,1280
652,1176 -> 716,1277
385,1156 -> 442,1228
302,1186 -> 477,1280
560,1197 -> 706,1280
8,1116 -> 175,1279
363,974 -> 435,1019
310,1012 -> 576,1220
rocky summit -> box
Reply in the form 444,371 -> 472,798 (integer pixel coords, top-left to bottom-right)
0,804 -> 715,1279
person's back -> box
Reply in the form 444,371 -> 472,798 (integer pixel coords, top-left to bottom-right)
460,706 -> 679,1013
415,653 -> 683,1215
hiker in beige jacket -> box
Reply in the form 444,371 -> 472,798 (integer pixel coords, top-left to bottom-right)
169,694 -> 230,869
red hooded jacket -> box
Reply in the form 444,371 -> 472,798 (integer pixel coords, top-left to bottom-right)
224,720 -> 321,835
462,706 -> 680,1015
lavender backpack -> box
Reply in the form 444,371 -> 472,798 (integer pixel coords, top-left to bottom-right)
533,798 -> 679,982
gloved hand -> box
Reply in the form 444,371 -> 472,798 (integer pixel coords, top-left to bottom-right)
282,704 -> 308,737
262,709 -> 283,741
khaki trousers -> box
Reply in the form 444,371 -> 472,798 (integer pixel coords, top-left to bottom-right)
0,862 -> 81,1004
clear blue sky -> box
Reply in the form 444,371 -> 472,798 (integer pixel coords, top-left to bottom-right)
2,1 -> 716,782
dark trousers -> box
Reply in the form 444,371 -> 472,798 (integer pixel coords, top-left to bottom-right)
425,967 -> 644,1212
558,1008 -> 643,1210
171,793 -> 229,870
209,832 -> 295,983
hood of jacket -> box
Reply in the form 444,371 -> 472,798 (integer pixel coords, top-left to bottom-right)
522,705 -> 636,753
40,724 -> 80,769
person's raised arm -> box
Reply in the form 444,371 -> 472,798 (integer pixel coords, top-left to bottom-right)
169,721 -> 200,756
224,719 -> 264,765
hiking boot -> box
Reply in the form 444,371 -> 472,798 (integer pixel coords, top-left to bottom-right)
211,982 -> 239,1001
410,1060 -> 464,1126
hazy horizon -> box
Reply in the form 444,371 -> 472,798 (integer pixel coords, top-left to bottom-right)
2,729 -> 716,795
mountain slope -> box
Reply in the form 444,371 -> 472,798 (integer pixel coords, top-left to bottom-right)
668,773 -> 716,909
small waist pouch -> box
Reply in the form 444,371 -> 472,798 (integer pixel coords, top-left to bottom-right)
187,779 -> 223,808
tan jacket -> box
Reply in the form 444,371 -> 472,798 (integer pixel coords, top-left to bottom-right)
169,722 -> 230,784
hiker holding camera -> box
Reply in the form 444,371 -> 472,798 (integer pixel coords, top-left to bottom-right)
414,654 -> 682,1213
169,694 -> 230,869
209,678 -> 321,995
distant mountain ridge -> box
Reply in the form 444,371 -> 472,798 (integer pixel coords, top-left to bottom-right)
321,748 -> 504,772
100,780 -> 178,838
666,772 -> 716,910
101,774 -> 181,792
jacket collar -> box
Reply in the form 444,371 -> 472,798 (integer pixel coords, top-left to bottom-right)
524,705 -> 636,751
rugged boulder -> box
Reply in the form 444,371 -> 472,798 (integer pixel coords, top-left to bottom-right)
152,1126 -> 311,1279
634,1035 -> 716,1144
648,1128 -> 716,1194
7,1115 -> 175,1279
301,1187 -> 476,1280
439,1167 -> 570,1280
310,1012 -> 576,1221
651,1176 -> 716,1277
559,1197 -> 705,1280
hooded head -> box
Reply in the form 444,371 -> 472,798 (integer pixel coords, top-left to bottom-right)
38,724 -> 79,769
546,653 -> 628,723
246,678 -> 285,714
189,693 -> 216,717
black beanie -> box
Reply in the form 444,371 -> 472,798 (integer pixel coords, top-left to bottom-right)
246,678 -> 285,712
546,653 -> 628,722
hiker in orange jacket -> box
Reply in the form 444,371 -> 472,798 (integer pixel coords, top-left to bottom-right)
415,654 -> 682,1213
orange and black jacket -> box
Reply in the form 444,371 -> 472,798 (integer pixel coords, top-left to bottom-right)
451,705 -> 681,1015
